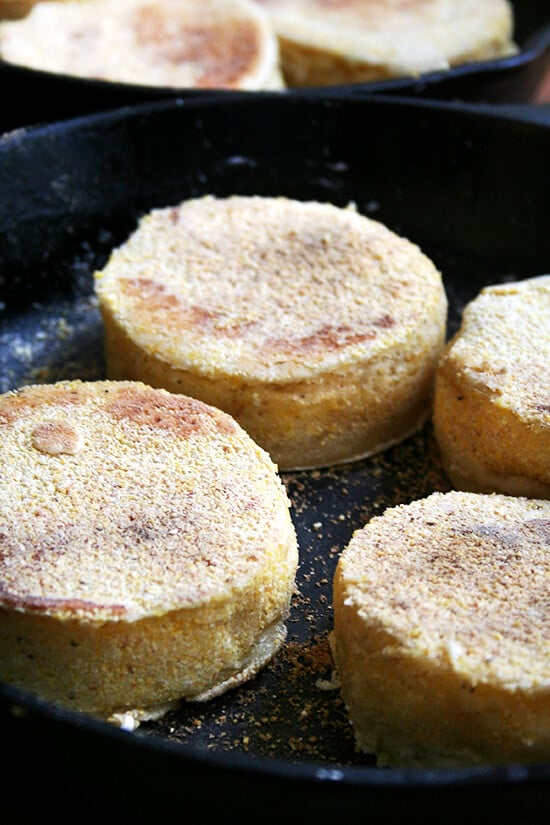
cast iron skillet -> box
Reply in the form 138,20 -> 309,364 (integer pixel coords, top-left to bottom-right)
0,0 -> 549,134
1,93 -> 550,823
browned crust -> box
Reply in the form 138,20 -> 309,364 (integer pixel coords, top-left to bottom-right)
332,491 -> 550,766
0,379 -> 298,717
0,380 -> 295,619
95,196 -> 447,469
432,276 -> 550,498
0,0 -> 282,90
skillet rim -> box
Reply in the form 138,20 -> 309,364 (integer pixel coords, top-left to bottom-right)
4,678 -> 550,790
0,1 -> 548,116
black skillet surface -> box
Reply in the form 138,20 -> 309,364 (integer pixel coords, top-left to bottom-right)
1,93 -> 550,822
0,0 -> 549,134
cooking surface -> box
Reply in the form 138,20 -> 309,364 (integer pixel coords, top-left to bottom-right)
1,284 -> 450,768
0,223 -> 460,766
1,94 -> 550,821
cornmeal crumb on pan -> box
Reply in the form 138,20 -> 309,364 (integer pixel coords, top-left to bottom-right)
94,195 -> 448,470
433,274 -> 550,499
0,380 -> 298,723
331,490 -> 550,767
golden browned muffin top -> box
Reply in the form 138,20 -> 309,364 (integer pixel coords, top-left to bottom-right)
439,275 -> 550,426
95,195 -> 446,382
0,0 -> 282,89
0,380 -> 296,622
336,490 -> 550,689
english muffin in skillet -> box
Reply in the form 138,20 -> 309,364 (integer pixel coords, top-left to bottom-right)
331,490 -> 550,767
433,275 -> 550,499
255,0 -> 517,87
0,0 -> 283,90
0,380 -> 298,725
94,195 -> 448,470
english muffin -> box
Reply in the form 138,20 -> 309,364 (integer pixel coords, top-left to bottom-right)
94,195 -> 448,470
0,0 -> 283,90
255,0 -> 517,87
433,275 -> 550,499
0,380 -> 298,725
331,490 -> 550,767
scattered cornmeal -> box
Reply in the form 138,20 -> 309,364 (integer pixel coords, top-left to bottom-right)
0,380 -> 298,726
331,490 -> 550,767
94,195 -> 448,470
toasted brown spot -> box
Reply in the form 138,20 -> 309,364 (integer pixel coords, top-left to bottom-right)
264,323 -> 377,356
105,385 -> 236,437
0,387 -> 84,428
131,6 -> 260,87
123,278 -> 180,312
185,306 -> 259,338
31,421 -> 83,456
373,314 -> 396,329
122,278 -> 258,338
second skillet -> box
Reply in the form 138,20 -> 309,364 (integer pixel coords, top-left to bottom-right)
0,0 -> 549,134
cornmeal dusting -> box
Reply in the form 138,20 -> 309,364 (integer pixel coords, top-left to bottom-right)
0,379 -> 296,621
337,491 -> 550,689
95,195 -> 446,382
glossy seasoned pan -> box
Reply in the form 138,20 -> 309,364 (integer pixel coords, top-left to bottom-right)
0,0 -> 549,134
1,93 -> 550,823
